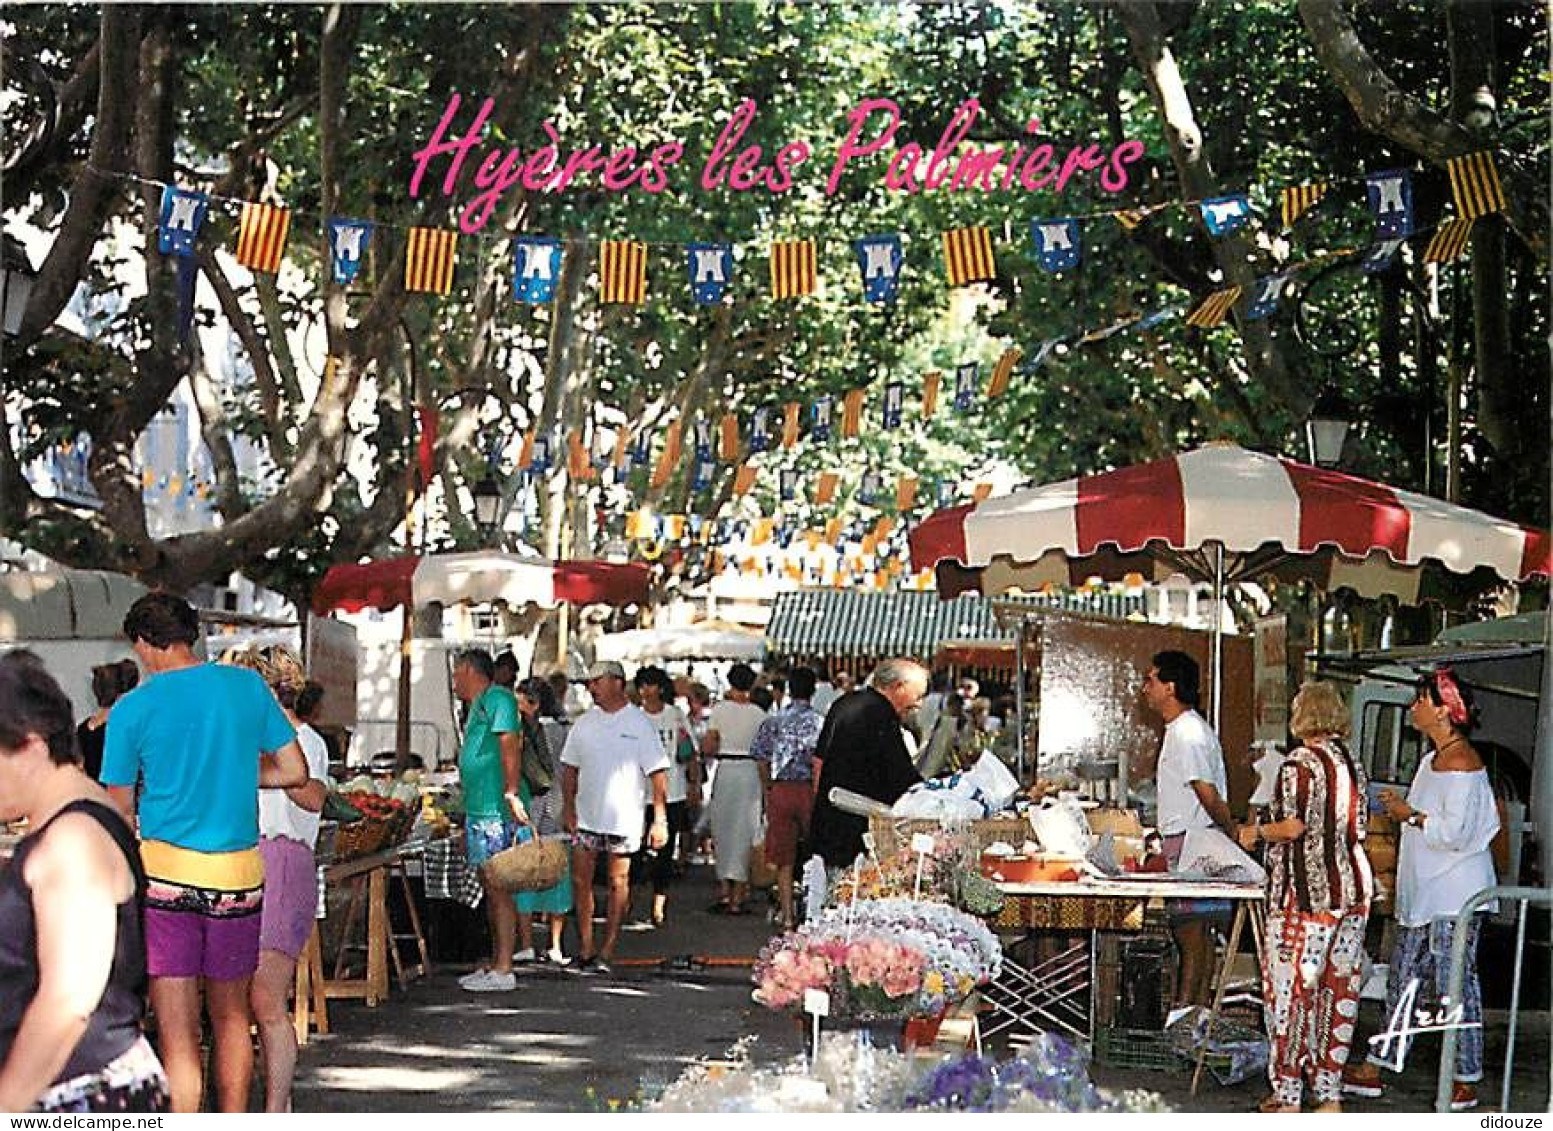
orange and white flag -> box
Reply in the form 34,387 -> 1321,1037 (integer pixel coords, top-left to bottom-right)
405,227 -> 457,295
235,203 -> 290,274
719,413 -> 740,461
896,474 -> 919,511
600,240 -> 647,304
814,471 -> 839,506
1186,286 -> 1242,329
986,346 -> 1021,398
733,463 -> 758,496
782,402 -> 801,449
649,420 -> 682,488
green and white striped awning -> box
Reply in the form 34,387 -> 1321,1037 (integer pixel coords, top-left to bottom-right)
766,589 -> 1145,661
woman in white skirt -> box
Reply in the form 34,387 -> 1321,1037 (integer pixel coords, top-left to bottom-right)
702,664 -> 767,915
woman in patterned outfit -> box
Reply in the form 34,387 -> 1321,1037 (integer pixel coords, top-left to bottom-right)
1239,682 -> 1372,1113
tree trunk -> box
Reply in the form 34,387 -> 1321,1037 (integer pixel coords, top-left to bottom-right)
1112,2 -> 1307,416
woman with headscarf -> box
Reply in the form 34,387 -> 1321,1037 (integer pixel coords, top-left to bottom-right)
1342,668 -> 1500,1112
1238,682 -> 1372,1113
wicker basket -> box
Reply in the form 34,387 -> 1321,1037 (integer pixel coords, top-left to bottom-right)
482,836 -> 568,893
332,817 -> 393,861
867,814 -> 1031,860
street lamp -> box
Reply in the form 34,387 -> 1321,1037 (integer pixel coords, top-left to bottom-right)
472,475 -> 502,534
1,236 -> 37,337
1305,387 -> 1352,468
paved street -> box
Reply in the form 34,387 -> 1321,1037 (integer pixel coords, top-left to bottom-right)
293,865 -> 1549,1113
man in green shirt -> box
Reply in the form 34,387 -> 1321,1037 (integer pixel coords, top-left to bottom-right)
452,650 -> 527,992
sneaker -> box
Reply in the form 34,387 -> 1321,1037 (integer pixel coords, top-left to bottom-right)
591,957 -> 613,977
1341,1065 -> 1383,1099
461,969 -> 517,992
573,955 -> 598,975
1449,1083 -> 1478,1112
512,947 -> 537,964
545,947 -> 570,967
457,967 -> 490,989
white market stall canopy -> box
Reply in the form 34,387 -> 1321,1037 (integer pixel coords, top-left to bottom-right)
594,621 -> 766,663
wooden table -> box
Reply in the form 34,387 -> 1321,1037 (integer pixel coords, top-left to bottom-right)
988,874 -> 1264,1077
319,845 -> 430,1009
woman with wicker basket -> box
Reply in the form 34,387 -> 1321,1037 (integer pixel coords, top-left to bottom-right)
219,646 -> 330,1113
1238,681 -> 1372,1114
513,680 -> 572,965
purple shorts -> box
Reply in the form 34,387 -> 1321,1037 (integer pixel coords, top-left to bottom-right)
144,878 -> 263,981
574,827 -> 640,856
258,837 -> 318,959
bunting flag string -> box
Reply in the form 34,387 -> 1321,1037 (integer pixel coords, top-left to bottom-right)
1185,285 -> 1242,328
1280,183 -> 1328,229
1424,218 -> 1474,264
1445,152 -> 1506,220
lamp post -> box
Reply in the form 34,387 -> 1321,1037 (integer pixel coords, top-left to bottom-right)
1,236 -> 37,337
1304,386 -> 1353,468
472,474 -> 502,536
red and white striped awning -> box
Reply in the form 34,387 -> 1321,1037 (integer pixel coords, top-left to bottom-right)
909,443 -> 1550,605
311,551 -> 650,616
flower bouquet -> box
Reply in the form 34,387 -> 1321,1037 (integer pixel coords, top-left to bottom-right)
753,897 -> 1001,1022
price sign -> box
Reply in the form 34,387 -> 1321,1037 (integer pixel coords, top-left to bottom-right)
861,832 -> 876,852
910,832 -> 936,854
803,988 -> 831,1018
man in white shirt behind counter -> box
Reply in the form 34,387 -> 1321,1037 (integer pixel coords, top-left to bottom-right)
560,661 -> 669,977
1142,649 -> 1236,1008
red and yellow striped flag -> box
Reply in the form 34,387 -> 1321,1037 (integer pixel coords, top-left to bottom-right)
649,420 -> 682,488
896,474 -> 919,512
719,413 -> 740,461
769,239 -> 817,299
405,227 -> 457,295
567,430 -> 593,481
732,463 -> 757,496
922,371 -> 941,418
1280,183 -> 1329,228
599,240 -> 647,304
782,402 -> 801,449
751,517 -> 775,546
625,509 -> 653,540
942,226 -> 995,286
1446,152 -> 1506,219
814,471 -> 839,506
861,532 -> 879,556
841,388 -> 866,438
1424,218 -> 1474,264
873,515 -> 895,542
986,346 -> 1021,398
1185,286 -> 1242,329
1113,207 -> 1149,231
235,202 -> 290,274
665,515 -> 686,541
517,429 -> 535,471
824,517 -> 843,544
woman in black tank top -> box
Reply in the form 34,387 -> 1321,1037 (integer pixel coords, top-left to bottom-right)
0,651 -> 168,1113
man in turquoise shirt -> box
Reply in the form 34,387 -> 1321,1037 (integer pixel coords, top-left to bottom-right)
452,650 -> 526,992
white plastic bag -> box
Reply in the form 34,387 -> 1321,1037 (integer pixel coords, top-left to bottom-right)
1178,826 -> 1267,884
960,752 -> 1021,813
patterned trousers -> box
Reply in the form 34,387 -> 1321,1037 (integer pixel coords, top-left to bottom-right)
1367,915 -> 1485,1083
1262,904 -> 1370,1106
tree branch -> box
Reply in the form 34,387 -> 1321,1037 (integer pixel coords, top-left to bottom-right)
1297,0 -> 1547,260
196,248 -> 288,455
186,339 -> 248,522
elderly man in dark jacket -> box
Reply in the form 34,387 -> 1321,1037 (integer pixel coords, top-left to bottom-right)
808,658 -> 929,868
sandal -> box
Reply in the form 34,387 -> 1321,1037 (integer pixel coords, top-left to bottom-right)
1258,1096 -> 1298,1114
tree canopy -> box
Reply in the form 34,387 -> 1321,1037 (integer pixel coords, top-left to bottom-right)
3,1 -> 1546,607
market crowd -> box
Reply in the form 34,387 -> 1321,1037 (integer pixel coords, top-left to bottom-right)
0,599 -> 1503,1116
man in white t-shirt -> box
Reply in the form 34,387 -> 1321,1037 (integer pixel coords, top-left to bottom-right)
1142,649 -> 1236,1008
560,660 -> 669,975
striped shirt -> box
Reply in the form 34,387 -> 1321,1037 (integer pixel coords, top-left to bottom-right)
1267,738 -> 1374,915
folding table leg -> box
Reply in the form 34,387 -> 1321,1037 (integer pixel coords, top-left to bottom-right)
1191,902 -> 1248,1095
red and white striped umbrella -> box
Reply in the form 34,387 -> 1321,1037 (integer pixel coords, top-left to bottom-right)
910,443 -> 1550,605
311,551 -> 650,616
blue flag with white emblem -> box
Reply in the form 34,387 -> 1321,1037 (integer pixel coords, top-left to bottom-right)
860,469 -> 882,506
953,363 -> 978,413
1360,238 -> 1405,274
327,218 -> 373,285
1028,218 -> 1081,272
529,434 -> 552,474
512,237 -> 562,303
693,419 -> 713,461
780,468 -> 799,502
811,396 -> 833,443
692,457 -> 715,492
853,234 -> 904,302
687,243 -> 733,305
1199,195 -> 1252,238
750,407 -> 772,454
1136,306 -> 1184,332
1366,171 -> 1413,238
882,382 -> 904,430
936,480 -> 956,507
1246,273 -> 1293,321
158,187 -> 209,258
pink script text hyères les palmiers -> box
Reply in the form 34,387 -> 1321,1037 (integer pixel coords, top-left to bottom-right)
410,94 -> 1147,235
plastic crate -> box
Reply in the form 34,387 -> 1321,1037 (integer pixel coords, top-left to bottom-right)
1093,1026 -> 1183,1072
